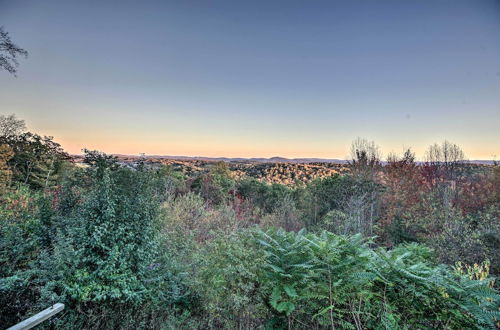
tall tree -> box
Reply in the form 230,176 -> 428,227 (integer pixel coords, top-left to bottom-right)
0,114 -> 26,138
4,133 -> 69,189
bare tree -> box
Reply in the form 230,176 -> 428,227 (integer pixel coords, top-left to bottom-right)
426,140 -> 465,165
0,26 -> 28,76
423,141 -> 468,213
0,114 -> 26,137
349,137 -> 382,180
386,148 -> 416,166
425,140 -> 466,181
323,190 -> 380,237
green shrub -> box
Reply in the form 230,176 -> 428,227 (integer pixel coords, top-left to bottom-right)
0,185 -> 43,326
256,229 -> 499,329
193,230 -> 268,328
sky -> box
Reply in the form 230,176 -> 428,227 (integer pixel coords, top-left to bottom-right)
0,0 -> 499,159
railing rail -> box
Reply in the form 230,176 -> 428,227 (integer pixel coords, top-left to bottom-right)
6,303 -> 64,330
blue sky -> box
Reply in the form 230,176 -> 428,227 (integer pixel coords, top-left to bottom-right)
0,0 -> 499,159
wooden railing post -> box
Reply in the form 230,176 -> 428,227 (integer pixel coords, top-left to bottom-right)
7,303 -> 64,330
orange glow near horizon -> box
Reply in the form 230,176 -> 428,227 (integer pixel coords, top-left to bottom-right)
30,124 -> 498,161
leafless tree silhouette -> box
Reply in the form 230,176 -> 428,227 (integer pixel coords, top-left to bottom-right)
0,26 -> 28,76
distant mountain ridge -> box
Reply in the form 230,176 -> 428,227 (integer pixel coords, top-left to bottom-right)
136,155 -> 349,164
92,154 -> 495,165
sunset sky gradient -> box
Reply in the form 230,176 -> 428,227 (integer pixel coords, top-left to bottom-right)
1,0 -> 499,159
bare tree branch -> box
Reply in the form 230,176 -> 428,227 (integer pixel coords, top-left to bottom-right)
0,26 -> 28,76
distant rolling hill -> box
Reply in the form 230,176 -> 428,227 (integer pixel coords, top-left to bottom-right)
72,154 -> 494,165
134,155 -> 350,164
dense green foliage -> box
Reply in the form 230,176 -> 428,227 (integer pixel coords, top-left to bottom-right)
255,230 -> 498,329
1,117 -> 499,329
